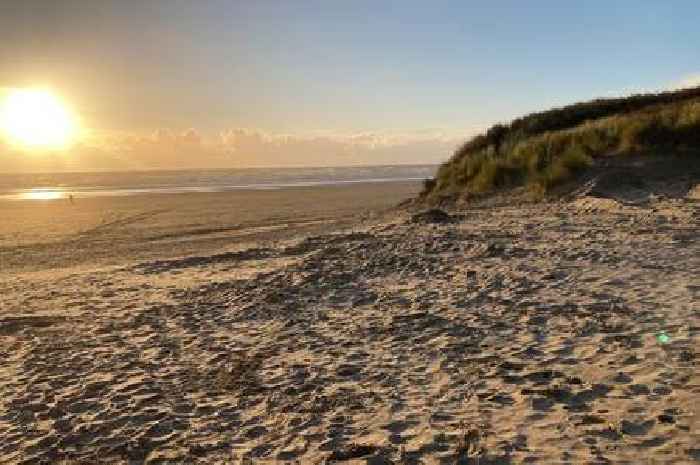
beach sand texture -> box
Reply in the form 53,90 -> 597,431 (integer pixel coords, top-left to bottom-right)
0,182 -> 698,464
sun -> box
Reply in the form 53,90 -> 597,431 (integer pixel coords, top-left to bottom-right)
0,88 -> 79,150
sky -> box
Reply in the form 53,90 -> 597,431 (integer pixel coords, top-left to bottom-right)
1,0 -> 699,172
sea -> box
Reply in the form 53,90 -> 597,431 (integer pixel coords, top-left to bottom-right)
0,164 -> 437,201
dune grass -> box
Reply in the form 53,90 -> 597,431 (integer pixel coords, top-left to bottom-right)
423,87 -> 700,200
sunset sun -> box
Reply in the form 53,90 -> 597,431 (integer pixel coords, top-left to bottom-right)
0,88 -> 78,150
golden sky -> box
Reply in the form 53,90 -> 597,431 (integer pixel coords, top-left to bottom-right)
1,1 -> 698,172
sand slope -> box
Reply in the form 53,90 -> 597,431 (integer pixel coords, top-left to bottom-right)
0,190 -> 698,464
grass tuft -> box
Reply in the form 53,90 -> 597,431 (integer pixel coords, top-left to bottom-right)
423,86 -> 700,199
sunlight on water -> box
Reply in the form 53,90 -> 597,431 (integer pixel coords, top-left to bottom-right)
0,166 -> 438,201
21,189 -> 66,200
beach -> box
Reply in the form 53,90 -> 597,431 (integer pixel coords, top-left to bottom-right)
0,181 -> 422,273
1,182 -> 699,464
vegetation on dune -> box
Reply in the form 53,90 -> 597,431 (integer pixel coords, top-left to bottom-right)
423,86 -> 700,200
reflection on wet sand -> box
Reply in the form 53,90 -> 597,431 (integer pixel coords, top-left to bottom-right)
20,189 -> 66,200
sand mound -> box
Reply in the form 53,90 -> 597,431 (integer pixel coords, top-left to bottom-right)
571,195 -> 625,212
410,208 -> 456,224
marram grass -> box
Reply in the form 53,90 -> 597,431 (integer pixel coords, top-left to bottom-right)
424,87 -> 700,200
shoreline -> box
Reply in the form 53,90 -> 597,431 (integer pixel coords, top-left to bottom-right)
0,164 -> 437,200
0,177 -> 430,201
0,180 -> 422,274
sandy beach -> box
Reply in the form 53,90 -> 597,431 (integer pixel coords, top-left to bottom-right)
0,181 -> 422,273
2,1 -> 699,463
1,181 -> 698,464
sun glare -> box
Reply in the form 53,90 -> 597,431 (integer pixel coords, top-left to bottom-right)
0,88 -> 78,150
22,189 -> 65,201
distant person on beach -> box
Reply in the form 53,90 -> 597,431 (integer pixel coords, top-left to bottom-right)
69,194 -> 74,204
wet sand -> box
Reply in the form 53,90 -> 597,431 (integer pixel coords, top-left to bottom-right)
1,181 -> 699,464
0,181 -> 421,273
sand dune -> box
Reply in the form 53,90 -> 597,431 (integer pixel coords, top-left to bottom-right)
0,183 -> 698,464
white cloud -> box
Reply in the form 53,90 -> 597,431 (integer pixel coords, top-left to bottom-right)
0,127 -> 470,172
604,72 -> 700,98
216,128 -> 463,167
673,73 -> 700,90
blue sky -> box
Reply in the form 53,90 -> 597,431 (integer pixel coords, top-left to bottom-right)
1,0 -> 699,169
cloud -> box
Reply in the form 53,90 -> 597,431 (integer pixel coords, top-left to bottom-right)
0,127 -> 469,172
672,73 -> 700,90
604,72 -> 700,98
217,128 -> 464,167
